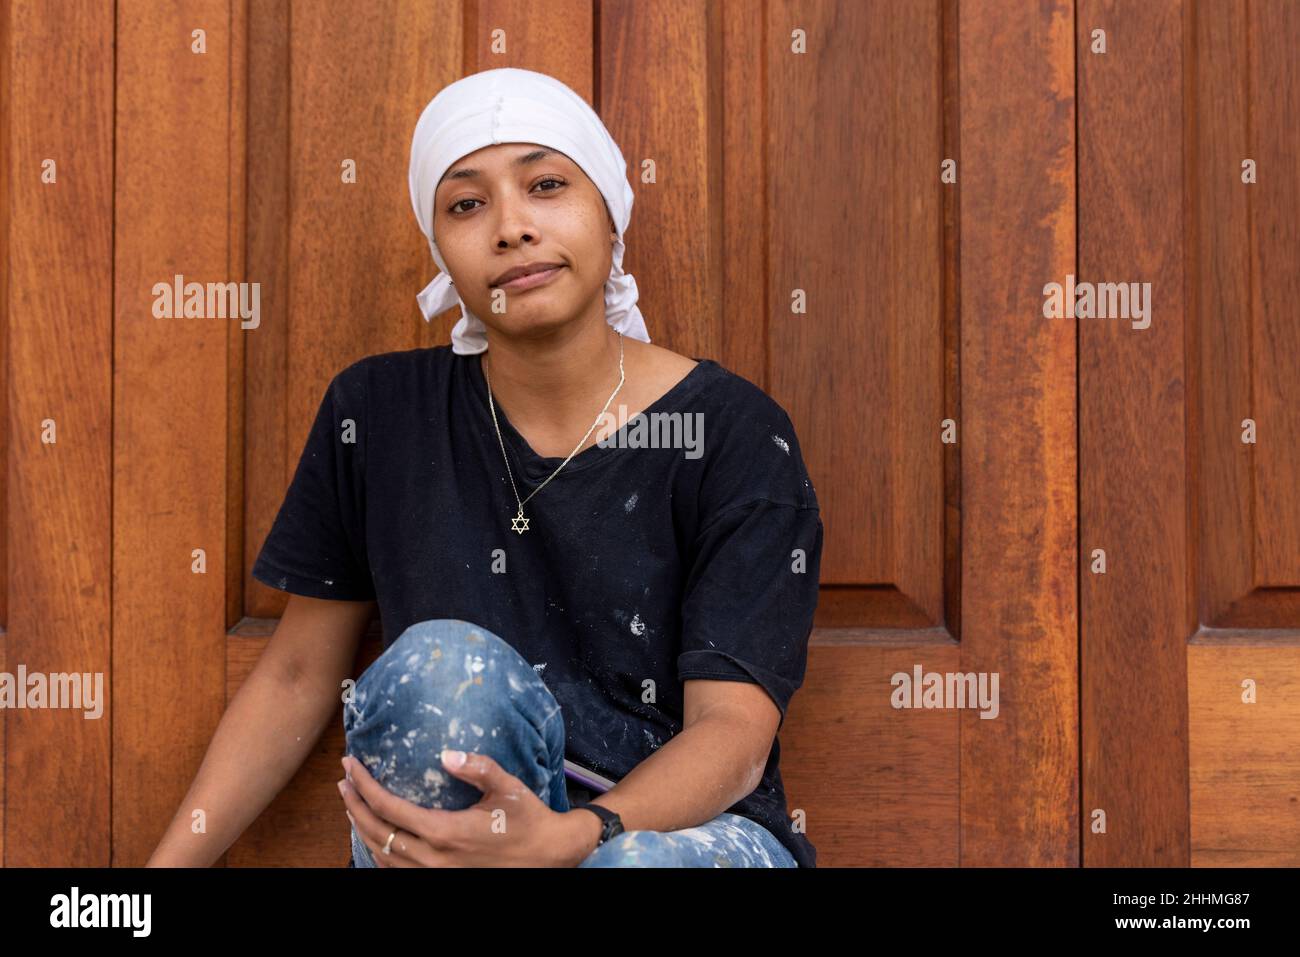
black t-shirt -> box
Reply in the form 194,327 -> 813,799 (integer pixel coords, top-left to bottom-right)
251,344 -> 823,867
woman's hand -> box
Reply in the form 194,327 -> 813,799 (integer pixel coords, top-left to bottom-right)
338,750 -> 596,867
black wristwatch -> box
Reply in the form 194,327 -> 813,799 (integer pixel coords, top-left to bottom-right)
575,802 -> 624,848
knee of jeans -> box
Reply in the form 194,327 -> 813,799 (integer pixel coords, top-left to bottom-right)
342,619 -> 556,800
578,830 -> 680,868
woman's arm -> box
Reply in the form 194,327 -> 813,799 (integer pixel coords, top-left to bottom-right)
146,594 -> 376,867
561,679 -> 780,861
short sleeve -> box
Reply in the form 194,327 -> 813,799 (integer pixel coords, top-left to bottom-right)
677,498 -> 823,731
251,363 -> 376,601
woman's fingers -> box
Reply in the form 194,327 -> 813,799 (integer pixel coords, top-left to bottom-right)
340,778 -> 412,865
343,755 -> 459,847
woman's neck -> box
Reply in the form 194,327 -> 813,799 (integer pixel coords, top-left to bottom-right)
481,323 -> 631,457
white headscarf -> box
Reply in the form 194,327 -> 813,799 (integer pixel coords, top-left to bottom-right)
408,67 -> 651,355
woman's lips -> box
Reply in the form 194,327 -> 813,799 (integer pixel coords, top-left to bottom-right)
496,265 -> 565,292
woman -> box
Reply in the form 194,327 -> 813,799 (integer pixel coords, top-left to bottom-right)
148,68 -> 822,868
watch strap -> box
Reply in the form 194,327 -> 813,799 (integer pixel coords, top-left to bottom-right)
575,802 -> 624,846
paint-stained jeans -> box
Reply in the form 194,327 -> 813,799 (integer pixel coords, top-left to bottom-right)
342,618 -> 796,868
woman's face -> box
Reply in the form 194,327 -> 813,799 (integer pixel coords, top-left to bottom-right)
432,142 -> 615,337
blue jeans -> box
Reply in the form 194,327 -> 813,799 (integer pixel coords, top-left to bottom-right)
342,618 -> 796,868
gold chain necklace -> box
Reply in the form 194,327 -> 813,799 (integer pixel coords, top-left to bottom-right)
483,331 -> 626,534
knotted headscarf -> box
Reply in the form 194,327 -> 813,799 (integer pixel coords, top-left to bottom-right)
408,67 -> 651,354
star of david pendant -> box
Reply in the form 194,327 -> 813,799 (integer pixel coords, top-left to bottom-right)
510,507 -> 530,534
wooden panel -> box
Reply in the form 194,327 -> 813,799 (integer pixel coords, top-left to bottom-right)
768,0 -> 943,611
600,0 -> 714,355
112,0 -> 234,867
1194,0 -> 1253,628
4,0 -> 115,866
719,0 -> 766,389
0,0 -> 9,635
1077,0 -> 1189,866
958,0 -> 1078,865
1189,637 -> 1300,866
0,0 -> 10,867
1185,0 -> 1300,866
226,0 -> 249,633
1194,0 -> 1300,629
243,0 -> 292,621
782,638 -> 959,866
475,0 -> 591,80
1250,0 -> 1300,588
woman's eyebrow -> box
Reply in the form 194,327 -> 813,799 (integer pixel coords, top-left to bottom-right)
442,148 -> 561,184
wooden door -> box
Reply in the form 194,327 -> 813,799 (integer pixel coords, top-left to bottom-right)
1077,0 -> 1300,867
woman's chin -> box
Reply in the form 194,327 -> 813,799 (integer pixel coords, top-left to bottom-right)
481,303 -> 587,337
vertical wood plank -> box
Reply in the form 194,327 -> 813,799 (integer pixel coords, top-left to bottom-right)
243,0 -> 291,620
782,637 -> 960,866
1189,638 -> 1300,865
1078,0 -> 1190,866
1249,0 -> 1300,586
475,0 -> 592,78
113,0 -> 233,866
4,0 -> 115,865
1194,0 -> 1253,628
0,0 -> 11,865
226,0 -> 248,630
887,0 -> 944,629
767,0 -> 944,619
600,0 -> 715,354
719,0 -> 766,388
0,0 -> 9,636
958,0 -> 1078,865
770,0 -> 891,593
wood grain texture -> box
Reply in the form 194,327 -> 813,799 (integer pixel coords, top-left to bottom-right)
1248,0 -> 1300,588
599,0 -> 715,354
1189,639 -> 1300,866
4,0 -> 114,866
112,0 -> 235,867
781,639 -> 960,866
769,0 -> 887,594
719,0 -> 766,388
227,0 -> 248,629
1190,0 -> 1300,630
1078,0 -> 1190,867
764,0 -> 947,638
243,0 -> 292,621
957,0 -> 1078,866
1194,0 -> 1253,630
1184,0 -> 1300,867
0,0 -> 9,636
0,0 -> 10,867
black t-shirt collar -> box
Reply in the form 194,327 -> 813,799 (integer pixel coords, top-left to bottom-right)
464,349 -> 713,481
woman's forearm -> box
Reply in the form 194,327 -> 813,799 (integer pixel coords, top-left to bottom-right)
146,661 -> 342,867
578,713 -> 765,840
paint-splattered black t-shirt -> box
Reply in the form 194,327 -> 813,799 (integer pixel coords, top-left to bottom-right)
251,344 -> 823,867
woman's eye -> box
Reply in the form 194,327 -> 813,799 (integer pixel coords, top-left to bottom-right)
534,176 -> 565,192
449,198 -> 479,214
